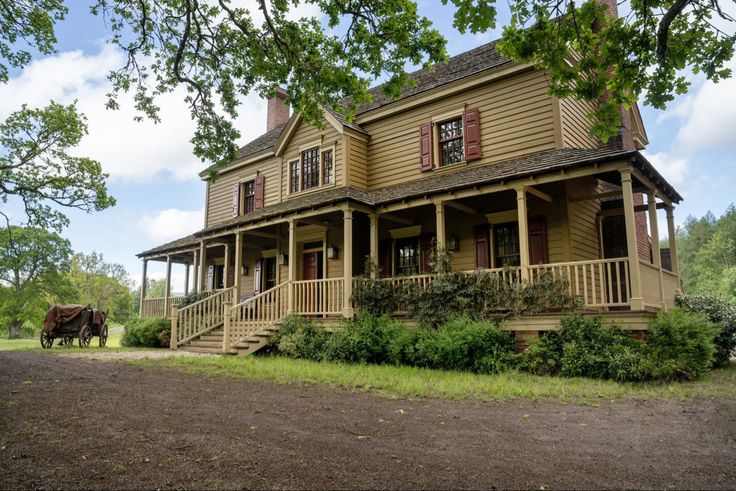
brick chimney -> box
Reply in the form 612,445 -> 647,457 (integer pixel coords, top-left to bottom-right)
593,0 -> 637,151
266,87 -> 290,132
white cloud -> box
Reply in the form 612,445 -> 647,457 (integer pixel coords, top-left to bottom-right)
676,74 -> 736,150
643,152 -> 688,187
0,44 -> 269,183
137,208 -> 204,243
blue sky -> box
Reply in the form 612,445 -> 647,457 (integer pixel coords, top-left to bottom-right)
1,1 -> 734,291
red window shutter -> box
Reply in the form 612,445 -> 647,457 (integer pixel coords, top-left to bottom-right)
379,239 -> 392,278
254,175 -> 265,210
528,217 -> 549,265
419,122 -> 433,172
463,108 -> 482,161
231,183 -> 240,218
474,225 -> 490,269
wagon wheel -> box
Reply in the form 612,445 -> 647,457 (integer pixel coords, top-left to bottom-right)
40,330 -> 54,349
78,325 -> 92,348
99,324 -> 108,348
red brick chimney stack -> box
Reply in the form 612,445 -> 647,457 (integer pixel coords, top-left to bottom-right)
266,87 -> 290,132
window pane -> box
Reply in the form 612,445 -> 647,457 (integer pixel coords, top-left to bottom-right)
244,180 -> 255,213
290,160 -> 300,193
322,149 -> 333,184
494,222 -> 520,268
438,118 -> 464,166
396,238 -> 420,276
302,147 -> 320,190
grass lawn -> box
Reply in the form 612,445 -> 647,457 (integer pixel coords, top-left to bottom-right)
139,354 -> 736,402
0,329 -> 148,352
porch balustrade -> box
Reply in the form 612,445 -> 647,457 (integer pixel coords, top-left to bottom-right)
140,295 -> 186,318
170,287 -> 236,348
226,281 -> 291,350
640,260 -> 664,308
528,258 -> 631,308
293,278 -> 345,316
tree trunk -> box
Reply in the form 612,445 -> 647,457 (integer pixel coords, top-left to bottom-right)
8,321 -> 22,339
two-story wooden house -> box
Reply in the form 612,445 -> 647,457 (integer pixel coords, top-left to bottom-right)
137,39 -> 682,355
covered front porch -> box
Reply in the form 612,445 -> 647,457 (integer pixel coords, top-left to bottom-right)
137,159 -> 682,354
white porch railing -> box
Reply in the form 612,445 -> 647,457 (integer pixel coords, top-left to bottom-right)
640,260 -> 663,308
171,287 -> 236,348
662,269 -> 679,309
226,281 -> 291,350
293,278 -> 344,316
528,258 -> 631,308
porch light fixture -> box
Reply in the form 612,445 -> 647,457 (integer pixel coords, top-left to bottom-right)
241,265 -> 249,276
278,253 -> 288,266
327,244 -> 339,259
447,235 -> 460,252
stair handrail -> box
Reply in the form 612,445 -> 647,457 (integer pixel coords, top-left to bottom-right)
226,281 -> 291,350
173,286 -> 236,347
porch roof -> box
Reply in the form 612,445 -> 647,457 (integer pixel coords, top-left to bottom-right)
138,147 -> 682,258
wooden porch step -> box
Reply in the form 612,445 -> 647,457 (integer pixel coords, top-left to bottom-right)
188,340 -> 223,349
179,346 -> 229,355
198,334 -> 224,342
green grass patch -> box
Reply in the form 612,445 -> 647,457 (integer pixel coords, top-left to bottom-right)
137,354 -> 736,401
0,330 -> 152,353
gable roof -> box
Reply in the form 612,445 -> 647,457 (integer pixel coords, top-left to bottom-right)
356,40 -> 510,115
201,39 -> 511,177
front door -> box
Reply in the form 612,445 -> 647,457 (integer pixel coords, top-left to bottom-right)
302,251 -> 323,314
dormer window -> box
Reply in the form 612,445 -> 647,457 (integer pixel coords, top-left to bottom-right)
438,118 -> 464,166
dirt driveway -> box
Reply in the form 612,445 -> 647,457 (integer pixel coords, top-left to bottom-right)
1,351 -> 734,490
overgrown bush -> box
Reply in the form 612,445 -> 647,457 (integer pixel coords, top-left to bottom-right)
352,261 -> 398,316
411,318 -> 517,374
121,318 -> 170,347
644,308 -> 716,380
676,292 -> 736,367
403,269 -> 580,328
323,314 -> 406,364
179,291 -> 212,308
272,315 -> 329,361
521,315 -> 646,381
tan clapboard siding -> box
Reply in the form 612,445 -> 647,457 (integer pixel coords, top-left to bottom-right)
326,228 -> 344,279
205,156 -> 282,227
346,135 -> 369,189
566,177 -> 603,261
280,119 -> 343,198
560,95 -> 599,149
206,170 -> 242,227
362,69 -> 558,189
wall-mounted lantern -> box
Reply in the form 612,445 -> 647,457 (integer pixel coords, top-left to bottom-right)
241,265 -> 249,276
447,235 -> 460,252
327,244 -> 339,259
278,253 -> 288,266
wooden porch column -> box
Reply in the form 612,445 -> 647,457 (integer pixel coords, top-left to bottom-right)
139,259 -> 148,317
199,241 -> 207,291
183,263 -> 190,296
223,243 -> 230,288
234,232 -> 243,302
516,188 -> 530,281
435,201 -> 446,252
288,220 -> 297,313
666,206 -> 679,279
164,255 -> 172,314
370,214 -> 379,278
192,250 -> 199,294
647,190 -> 666,307
620,169 -> 645,310
343,209 -> 354,318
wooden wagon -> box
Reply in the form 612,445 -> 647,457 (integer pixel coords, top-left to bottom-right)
41,305 -> 109,348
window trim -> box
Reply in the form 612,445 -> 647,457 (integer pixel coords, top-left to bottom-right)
286,142 -> 337,196
430,109 -> 466,168
436,117 -> 464,167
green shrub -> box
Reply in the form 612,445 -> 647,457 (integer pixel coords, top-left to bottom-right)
521,332 -> 561,375
352,278 -> 398,317
522,315 -> 645,381
121,318 -> 170,347
644,308 -> 716,380
274,315 -> 328,361
412,318 -> 516,374
323,314 -> 411,364
676,293 -> 736,367
179,291 -> 212,308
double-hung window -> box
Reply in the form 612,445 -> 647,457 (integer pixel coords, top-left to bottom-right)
289,146 -> 334,193
302,147 -> 320,190
438,118 -> 464,166
494,222 -> 521,267
396,238 -> 421,276
243,180 -> 255,214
